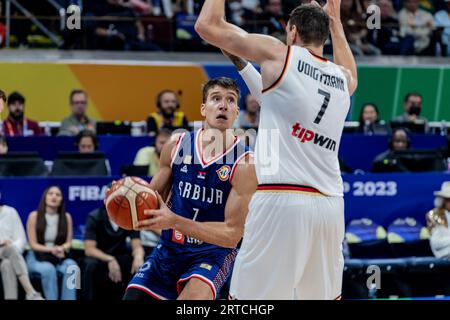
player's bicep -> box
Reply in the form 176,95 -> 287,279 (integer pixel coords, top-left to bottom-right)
239,63 -> 263,104
339,65 -> 358,96
196,20 -> 283,64
148,136 -> 177,195
224,157 -> 257,233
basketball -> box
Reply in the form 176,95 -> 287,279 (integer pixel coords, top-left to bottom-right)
105,176 -> 158,230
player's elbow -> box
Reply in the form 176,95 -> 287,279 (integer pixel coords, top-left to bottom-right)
223,228 -> 243,248
194,19 -> 209,40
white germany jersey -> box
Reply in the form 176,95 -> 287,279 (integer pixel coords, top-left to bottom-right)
255,45 -> 350,196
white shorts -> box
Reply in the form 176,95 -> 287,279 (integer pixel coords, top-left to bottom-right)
229,186 -> 345,300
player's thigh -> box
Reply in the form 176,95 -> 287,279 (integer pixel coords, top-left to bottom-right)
177,277 -> 214,300
230,193 -> 308,299
295,196 -> 345,300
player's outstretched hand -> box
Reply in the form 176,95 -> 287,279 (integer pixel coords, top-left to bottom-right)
139,191 -> 176,231
323,0 -> 341,23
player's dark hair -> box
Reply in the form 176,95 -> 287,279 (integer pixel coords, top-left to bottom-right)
202,77 -> 241,103
75,129 -> 98,150
289,4 -> 330,46
7,91 -> 25,106
156,128 -> 173,139
0,90 -> 6,103
70,89 -> 87,103
35,186 -> 68,246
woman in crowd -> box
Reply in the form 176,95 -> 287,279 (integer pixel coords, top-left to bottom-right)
26,186 -> 78,300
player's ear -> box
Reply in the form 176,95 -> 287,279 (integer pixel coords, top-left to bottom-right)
200,103 -> 206,117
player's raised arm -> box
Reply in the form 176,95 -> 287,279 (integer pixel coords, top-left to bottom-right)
222,49 -> 263,105
138,154 -> 257,248
195,0 -> 284,65
323,0 -> 358,95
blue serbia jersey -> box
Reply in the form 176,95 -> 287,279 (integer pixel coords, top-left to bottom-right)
160,129 -> 251,251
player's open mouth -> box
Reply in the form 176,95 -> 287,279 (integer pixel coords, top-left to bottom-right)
216,115 -> 228,120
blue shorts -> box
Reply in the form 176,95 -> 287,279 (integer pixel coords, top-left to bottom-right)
126,242 -> 237,300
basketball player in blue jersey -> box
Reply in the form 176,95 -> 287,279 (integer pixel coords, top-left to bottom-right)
123,77 -> 256,300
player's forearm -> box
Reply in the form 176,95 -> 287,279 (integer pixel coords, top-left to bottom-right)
239,63 -> 263,104
330,21 -> 357,82
172,215 -> 241,248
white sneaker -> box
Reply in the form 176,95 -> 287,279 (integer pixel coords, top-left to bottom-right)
26,292 -> 45,300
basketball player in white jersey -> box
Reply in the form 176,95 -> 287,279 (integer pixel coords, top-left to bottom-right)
195,0 -> 357,299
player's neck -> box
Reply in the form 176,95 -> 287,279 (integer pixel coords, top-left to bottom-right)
200,127 -> 236,157
45,206 -> 58,214
302,44 -> 324,58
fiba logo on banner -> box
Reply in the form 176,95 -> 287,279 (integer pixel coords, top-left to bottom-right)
69,186 -> 108,201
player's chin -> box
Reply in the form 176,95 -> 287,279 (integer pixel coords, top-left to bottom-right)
212,119 -> 232,131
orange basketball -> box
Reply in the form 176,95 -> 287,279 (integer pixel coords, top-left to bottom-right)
105,176 -> 158,230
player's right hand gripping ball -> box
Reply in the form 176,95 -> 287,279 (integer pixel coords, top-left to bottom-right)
105,176 -> 158,230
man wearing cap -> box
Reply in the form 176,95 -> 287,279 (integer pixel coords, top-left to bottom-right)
426,182 -> 450,259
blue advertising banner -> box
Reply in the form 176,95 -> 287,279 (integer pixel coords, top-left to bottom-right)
1,173 -> 449,239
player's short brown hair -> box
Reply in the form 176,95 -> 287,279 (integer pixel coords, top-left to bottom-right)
202,77 -> 241,103
0,90 -> 6,103
289,4 -> 330,47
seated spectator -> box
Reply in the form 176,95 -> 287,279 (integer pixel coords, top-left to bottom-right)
372,128 -> 411,172
76,130 -> 98,154
426,182 -> 450,259
392,92 -> 429,131
58,90 -> 96,136
341,0 -> 382,55
26,186 -> 78,300
0,89 -> 6,114
147,90 -> 190,136
82,205 -> 144,300
254,0 -> 286,39
134,128 -> 172,176
0,202 -> 44,300
369,0 -> 415,55
74,130 -> 112,175
234,94 -> 260,129
0,136 -> 7,155
85,0 -> 159,51
399,0 -> 435,54
434,0 -> 450,56
358,103 -> 390,135
3,92 -> 43,137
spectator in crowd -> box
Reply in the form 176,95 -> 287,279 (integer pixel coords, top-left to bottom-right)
0,89 -> 6,114
369,0 -> 415,55
84,0 -> 159,51
26,186 -> 78,300
0,136 -> 7,155
254,0 -> 286,39
392,92 -> 429,130
234,94 -> 260,129
434,0 -> 450,56
74,130 -> 112,175
399,0 -> 435,54
371,127 -> 411,172
146,90 -> 189,136
58,90 -> 96,136
133,128 -> 172,176
341,0 -> 382,55
82,205 -> 144,300
426,181 -> 450,259
75,130 -> 98,154
3,92 -> 43,137
0,202 -> 44,300
358,103 -> 390,135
